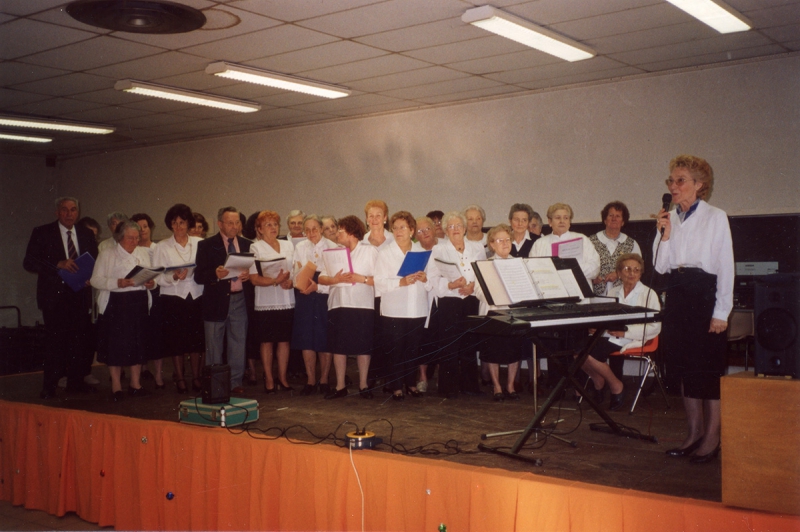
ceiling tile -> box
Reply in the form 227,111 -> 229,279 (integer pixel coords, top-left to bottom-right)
744,3 -> 800,27
299,54 -> 432,84
22,35 -> 165,70
0,88 -> 52,108
348,66 -> 469,92
516,65 -> 646,90
0,0 -> 71,16
0,13 -> 15,24
118,98 -> 196,113
549,3 -> 689,41
87,51 -> 209,80
761,23 -> 800,42
403,36 -> 528,65
609,32 -> 776,65
483,56 -> 633,84
333,100 -> 421,116
416,84 -> 525,105
207,82 -> 283,100
180,24 -> 339,63
295,0 -> 469,39
114,113 -> 192,129
252,91 -> 327,107
166,105 -> 274,120
634,43 -> 789,71
505,0 -> 663,26
225,0 -> 384,22
0,62 -> 69,86
354,17 -> 486,52
5,96 -> 106,116
379,76 -> 503,100
70,88 -> 149,106
153,71 -> 238,91
244,40 -> 389,74
0,18 -> 95,60
30,6 -> 113,34
586,22 -> 712,55
109,5 -> 280,50
290,93 -> 403,114
446,50 -> 561,75
11,72 -> 113,97
61,106 -> 152,123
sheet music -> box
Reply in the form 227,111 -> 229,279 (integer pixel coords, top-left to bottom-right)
322,247 -> 353,286
258,257 -> 289,279
434,258 -> 463,282
126,266 -> 164,286
557,269 -> 583,299
493,257 -> 540,303
474,261 -> 512,307
524,257 -> 569,300
551,237 -> 582,259
223,253 -> 255,280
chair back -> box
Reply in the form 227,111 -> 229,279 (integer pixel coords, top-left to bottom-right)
610,335 -> 658,358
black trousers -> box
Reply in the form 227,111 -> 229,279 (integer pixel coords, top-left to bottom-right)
41,291 -> 92,392
436,296 -> 481,395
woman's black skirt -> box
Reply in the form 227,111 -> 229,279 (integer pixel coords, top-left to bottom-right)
291,289 -> 329,352
479,335 -> 525,365
97,290 -> 149,367
327,307 -> 373,356
662,268 -> 727,400
160,293 -> 204,357
252,308 -> 294,344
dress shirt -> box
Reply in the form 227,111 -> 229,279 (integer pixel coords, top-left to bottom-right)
363,231 -> 394,297
512,231 -> 533,254
594,231 -> 641,257
652,200 -> 734,321
91,244 -> 152,314
98,237 -> 115,254
59,223 -> 80,258
467,233 -> 488,248
429,239 -> 487,299
531,231 -> 601,283
152,235 -> 203,299
293,237 -> 338,295
606,281 -> 661,350
374,241 -> 433,318
325,243 -> 378,311
252,239 -> 295,310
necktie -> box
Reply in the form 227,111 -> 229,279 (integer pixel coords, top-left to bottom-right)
67,230 -> 78,260
227,237 -> 236,254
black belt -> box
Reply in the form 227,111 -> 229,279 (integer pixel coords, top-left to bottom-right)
672,267 -> 705,274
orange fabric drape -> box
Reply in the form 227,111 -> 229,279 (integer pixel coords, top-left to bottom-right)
1,400 -> 797,531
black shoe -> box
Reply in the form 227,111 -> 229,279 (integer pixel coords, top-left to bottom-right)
325,387 -> 348,399
608,387 -> 626,411
111,391 -> 124,402
690,445 -> 720,464
66,382 -> 97,394
359,388 -> 374,399
392,392 -> 404,402
40,388 -> 57,400
593,387 -> 605,404
666,438 -> 703,457
300,384 -> 316,396
128,386 -> 149,397
176,379 -> 188,394
406,387 -> 422,397
277,382 -> 294,392
493,392 -> 505,402
264,386 -> 276,395
318,383 -> 331,395
504,390 -> 520,401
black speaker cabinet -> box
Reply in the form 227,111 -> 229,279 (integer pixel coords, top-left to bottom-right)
754,274 -> 799,378
202,364 -> 231,404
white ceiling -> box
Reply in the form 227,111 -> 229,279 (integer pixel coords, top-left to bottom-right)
0,0 -> 798,159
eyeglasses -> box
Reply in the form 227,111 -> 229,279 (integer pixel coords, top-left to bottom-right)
493,238 -> 511,244
665,177 -> 695,187
416,228 -> 432,235
447,224 -> 464,230
393,226 -> 410,232
621,266 -> 642,274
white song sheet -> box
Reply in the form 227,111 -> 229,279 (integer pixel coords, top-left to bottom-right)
492,257 -> 540,303
525,258 -> 569,300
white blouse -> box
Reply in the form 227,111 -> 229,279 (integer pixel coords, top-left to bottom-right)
325,243 -> 378,311
252,239 -> 295,311
530,231 -> 601,283
429,239 -> 487,299
293,237 -> 338,296
91,244 -> 153,314
374,241 -> 433,319
606,281 -> 662,351
152,235 -> 203,299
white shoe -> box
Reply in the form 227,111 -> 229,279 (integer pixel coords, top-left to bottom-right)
57,376 -> 67,388
84,374 -> 100,385
417,381 -> 427,393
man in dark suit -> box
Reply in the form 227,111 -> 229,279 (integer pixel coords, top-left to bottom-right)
195,207 -> 253,394
23,197 -> 99,399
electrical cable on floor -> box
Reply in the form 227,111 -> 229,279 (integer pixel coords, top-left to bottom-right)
349,443 -> 365,532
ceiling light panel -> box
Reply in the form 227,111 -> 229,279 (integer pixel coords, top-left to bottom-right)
0,115 -> 115,134
462,6 -> 596,62
665,0 -> 751,33
0,132 -> 53,143
206,62 -> 351,99
114,79 -> 261,112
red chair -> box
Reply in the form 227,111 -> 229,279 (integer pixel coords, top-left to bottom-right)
609,336 -> 669,414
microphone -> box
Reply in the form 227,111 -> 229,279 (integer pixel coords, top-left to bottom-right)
660,193 -> 672,234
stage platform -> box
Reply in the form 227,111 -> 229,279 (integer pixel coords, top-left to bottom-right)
1,365 -> 797,531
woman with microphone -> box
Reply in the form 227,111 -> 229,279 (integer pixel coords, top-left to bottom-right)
656,155 -> 733,464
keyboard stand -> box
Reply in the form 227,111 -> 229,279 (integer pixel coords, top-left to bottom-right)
478,328 -> 658,465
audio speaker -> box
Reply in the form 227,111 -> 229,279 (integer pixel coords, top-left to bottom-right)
754,274 -> 799,378
202,364 -> 231,404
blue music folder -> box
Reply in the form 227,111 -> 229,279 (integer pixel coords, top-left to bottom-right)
397,250 -> 432,277
58,252 -> 95,292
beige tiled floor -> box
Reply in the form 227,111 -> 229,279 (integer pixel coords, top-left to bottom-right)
0,499 -> 107,531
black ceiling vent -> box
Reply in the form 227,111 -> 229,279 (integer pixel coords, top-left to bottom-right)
66,0 -> 206,34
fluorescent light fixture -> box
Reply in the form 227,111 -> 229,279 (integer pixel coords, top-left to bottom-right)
206,62 -> 351,99
114,79 -> 260,113
0,132 -> 52,143
462,5 -> 595,62
666,0 -> 751,33
0,116 -> 114,135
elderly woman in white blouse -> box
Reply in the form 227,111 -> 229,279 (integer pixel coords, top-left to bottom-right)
152,203 -> 204,395
374,211 -> 432,401
464,204 -> 488,249
430,211 -> 487,398
292,214 -> 337,396
530,203 -> 600,284
250,210 -> 295,393
413,216 -> 440,393
91,221 -> 156,402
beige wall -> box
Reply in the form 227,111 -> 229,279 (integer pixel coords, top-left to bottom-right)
5,54 -> 799,323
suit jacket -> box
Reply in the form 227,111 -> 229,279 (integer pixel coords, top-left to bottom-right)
195,233 -> 254,322
23,220 -> 98,312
